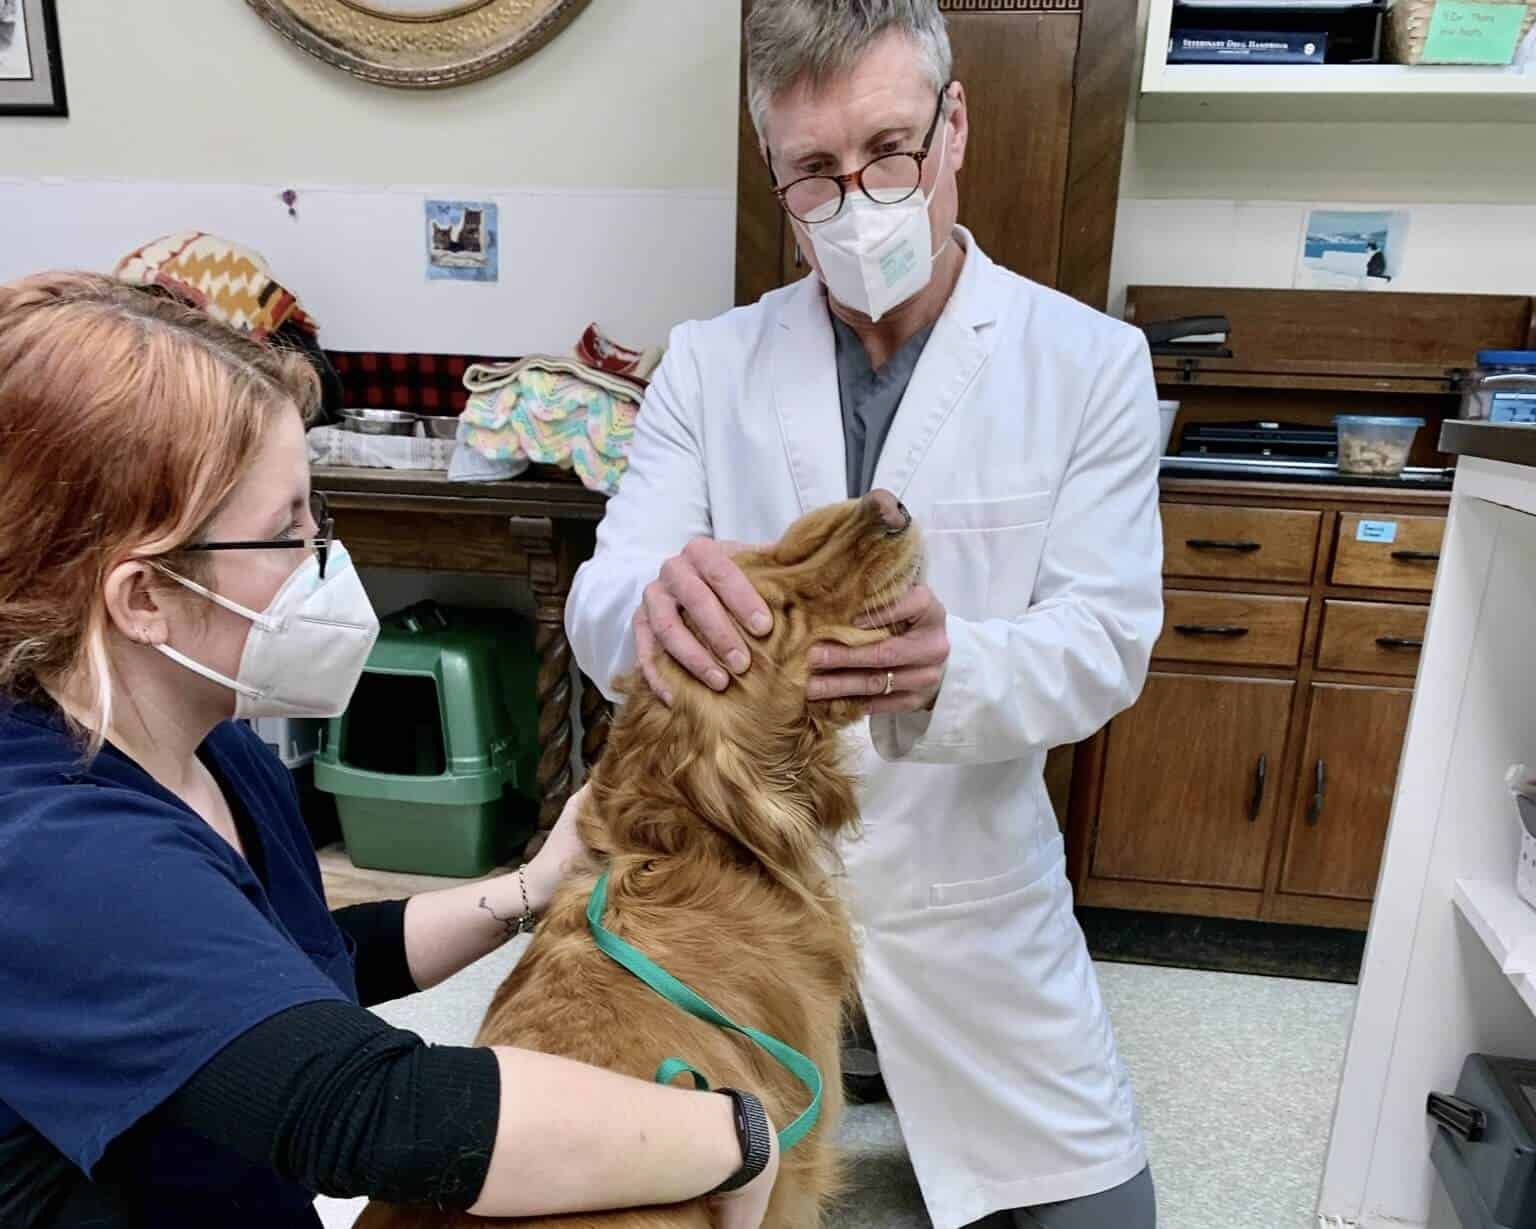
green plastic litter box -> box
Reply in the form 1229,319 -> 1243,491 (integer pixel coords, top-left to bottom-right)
314,601 -> 540,877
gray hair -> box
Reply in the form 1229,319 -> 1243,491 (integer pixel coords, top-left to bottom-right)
745,0 -> 953,143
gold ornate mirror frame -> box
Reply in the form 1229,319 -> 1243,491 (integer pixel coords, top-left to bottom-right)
245,0 -> 593,89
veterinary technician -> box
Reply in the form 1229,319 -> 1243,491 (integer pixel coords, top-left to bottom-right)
0,274 -> 779,1229
565,3 -> 1163,1226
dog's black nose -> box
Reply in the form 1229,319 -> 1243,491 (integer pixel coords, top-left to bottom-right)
867,489 -> 911,536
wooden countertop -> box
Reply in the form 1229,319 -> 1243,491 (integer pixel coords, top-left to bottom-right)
1439,421 -> 1536,470
1160,474 -> 1451,509
313,464 -> 1454,520
313,465 -> 608,520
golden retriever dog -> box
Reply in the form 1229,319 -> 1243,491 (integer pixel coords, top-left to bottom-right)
357,490 -> 922,1229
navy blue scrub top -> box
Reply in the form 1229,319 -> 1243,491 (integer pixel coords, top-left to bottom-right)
0,700 -> 358,1225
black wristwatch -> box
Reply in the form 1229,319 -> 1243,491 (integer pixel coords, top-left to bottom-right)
709,1088 -> 773,1195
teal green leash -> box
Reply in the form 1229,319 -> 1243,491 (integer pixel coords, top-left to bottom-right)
585,869 -> 823,1150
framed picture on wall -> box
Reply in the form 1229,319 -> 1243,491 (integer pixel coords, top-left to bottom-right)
0,0 -> 66,117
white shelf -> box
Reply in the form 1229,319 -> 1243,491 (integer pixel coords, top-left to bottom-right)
1453,877 -> 1536,1017
1139,0 -> 1536,121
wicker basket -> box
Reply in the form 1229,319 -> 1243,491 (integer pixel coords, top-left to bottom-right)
1386,0 -> 1536,64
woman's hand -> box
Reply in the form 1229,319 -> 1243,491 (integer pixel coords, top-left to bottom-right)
522,784 -> 592,914
707,1125 -> 780,1229
402,785 -> 594,989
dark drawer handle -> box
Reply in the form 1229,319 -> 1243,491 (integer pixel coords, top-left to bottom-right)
1249,754 -> 1267,823
1173,624 -> 1250,638
1376,635 -> 1424,651
1308,759 -> 1327,826
1187,538 -> 1261,553
1391,549 -> 1440,563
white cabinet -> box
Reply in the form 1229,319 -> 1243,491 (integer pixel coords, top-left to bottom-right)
1321,453 -> 1536,1226
1140,0 -> 1536,123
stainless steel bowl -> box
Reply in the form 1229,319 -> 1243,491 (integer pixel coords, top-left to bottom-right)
340,408 -> 419,437
420,415 -> 461,441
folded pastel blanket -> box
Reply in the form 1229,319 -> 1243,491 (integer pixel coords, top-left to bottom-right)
460,357 -> 639,496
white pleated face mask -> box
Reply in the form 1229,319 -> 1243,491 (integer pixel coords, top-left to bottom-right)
803,102 -> 954,325
153,543 -> 380,719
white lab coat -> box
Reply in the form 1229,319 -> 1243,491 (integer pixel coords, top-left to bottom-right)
566,231 -> 1163,1227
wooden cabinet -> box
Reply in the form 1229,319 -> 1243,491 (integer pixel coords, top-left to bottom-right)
1279,684 -> 1413,901
1071,290 -> 1531,930
1069,480 -> 1447,929
1094,674 -> 1291,890
734,0 -> 1138,311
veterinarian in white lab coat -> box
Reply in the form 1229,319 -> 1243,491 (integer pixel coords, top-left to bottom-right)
566,4 -> 1162,1226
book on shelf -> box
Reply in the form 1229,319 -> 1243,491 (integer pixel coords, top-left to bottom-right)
1168,29 -> 1328,63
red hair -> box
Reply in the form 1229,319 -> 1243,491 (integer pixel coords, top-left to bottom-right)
0,271 -> 319,746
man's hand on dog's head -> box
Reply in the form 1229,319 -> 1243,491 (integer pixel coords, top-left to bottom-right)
635,538 -> 771,707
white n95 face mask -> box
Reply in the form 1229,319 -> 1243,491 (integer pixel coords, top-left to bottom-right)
805,107 -> 954,324
153,543 -> 380,719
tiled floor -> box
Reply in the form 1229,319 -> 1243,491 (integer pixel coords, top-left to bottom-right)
316,946 -> 1356,1229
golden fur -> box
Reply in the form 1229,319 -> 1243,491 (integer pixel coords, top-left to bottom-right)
357,494 -> 922,1229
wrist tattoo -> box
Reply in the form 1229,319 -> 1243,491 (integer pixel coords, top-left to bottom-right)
480,867 -> 538,941
479,896 -> 520,940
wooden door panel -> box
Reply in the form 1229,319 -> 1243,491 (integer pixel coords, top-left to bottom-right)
1093,673 -> 1293,890
1057,0 -> 1135,309
1281,684 -> 1413,901
735,0 -> 783,306
945,9 -> 1079,288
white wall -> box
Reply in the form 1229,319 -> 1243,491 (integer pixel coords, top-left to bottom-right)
1108,0 -> 1536,315
0,0 -> 738,191
4,1 -> 1528,347
0,0 -> 741,354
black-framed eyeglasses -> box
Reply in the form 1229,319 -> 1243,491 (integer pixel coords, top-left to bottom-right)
179,491 -> 335,579
769,86 -> 949,226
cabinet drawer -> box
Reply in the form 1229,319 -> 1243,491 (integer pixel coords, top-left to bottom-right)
1162,505 -> 1321,583
1317,601 -> 1428,678
1332,514 -> 1444,591
1155,592 -> 1309,667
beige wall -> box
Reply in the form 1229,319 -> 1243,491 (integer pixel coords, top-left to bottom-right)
4,1 -> 1528,328
1123,119 -> 1536,206
0,2 -> 742,354
0,0 -> 740,191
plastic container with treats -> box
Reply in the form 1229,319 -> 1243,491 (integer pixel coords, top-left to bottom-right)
1335,414 -> 1425,477
1461,351 -> 1536,424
